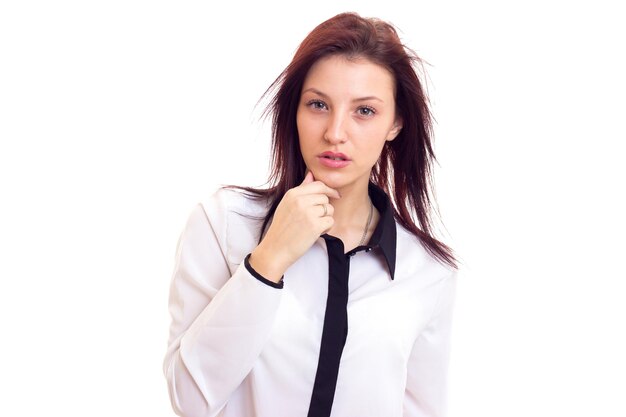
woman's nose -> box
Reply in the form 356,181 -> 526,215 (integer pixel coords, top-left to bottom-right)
323,112 -> 348,144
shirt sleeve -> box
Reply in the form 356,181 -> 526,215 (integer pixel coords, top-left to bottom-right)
163,199 -> 283,417
403,270 -> 458,417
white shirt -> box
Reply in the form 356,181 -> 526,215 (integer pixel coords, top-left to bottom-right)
163,184 -> 457,417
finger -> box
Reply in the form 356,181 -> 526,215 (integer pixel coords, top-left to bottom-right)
301,170 -> 314,185
304,202 -> 334,218
299,179 -> 341,200
318,216 -> 334,234
285,172 -> 316,199
298,193 -> 330,208
317,203 -> 334,218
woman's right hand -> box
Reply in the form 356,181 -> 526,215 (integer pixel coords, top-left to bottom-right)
248,171 -> 340,283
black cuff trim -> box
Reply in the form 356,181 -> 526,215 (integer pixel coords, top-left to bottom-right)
244,254 -> 284,289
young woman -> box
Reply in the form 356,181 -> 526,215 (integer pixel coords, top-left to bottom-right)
164,12 -> 458,417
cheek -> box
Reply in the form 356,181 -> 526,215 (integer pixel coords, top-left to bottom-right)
297,116 -> 318,145
296,119 -> 312,159
296,111 -> 308,137
360,135 -> 390,165
368,144 -> 387,165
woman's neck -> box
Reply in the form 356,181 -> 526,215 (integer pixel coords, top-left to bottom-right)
327,181 -> 379,250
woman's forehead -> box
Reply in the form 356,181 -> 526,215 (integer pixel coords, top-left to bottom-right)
302,55 -> 396,101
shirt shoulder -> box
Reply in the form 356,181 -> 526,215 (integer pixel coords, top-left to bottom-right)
394,222 -> 458,327
201,186 -> 268,217
199,187 -> 270,267
394,221 -> 457,284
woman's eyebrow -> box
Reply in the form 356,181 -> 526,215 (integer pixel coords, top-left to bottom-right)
302,87 -> 384,103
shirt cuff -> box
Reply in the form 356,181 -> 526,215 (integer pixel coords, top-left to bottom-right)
244,253 -> 284,289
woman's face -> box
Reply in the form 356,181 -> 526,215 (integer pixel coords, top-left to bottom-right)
296,54 -> 402,194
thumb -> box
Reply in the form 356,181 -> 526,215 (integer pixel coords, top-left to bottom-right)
302,170 -> 314,184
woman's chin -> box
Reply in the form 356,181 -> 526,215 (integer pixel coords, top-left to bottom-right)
309,170 -> 366,194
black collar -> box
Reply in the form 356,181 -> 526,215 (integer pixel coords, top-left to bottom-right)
322,182 -> 397,280
366,182 -> 397,280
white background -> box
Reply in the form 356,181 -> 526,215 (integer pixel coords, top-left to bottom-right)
1,1 -> 624,416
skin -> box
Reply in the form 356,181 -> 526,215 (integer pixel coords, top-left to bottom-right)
249,55 -> 402,283
297,55 -> 402,197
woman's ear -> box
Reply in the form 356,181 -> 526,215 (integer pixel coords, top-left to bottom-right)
386,117 -> 403,141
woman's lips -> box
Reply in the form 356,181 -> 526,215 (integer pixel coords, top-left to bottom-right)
318,151 -> 351,168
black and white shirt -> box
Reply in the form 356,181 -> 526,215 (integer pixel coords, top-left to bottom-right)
164,183 -> 457,417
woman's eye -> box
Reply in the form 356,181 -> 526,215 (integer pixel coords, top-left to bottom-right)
307,100 -> 327,110
357,106 -> 375,116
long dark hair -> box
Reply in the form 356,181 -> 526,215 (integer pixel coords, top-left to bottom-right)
234,12 -> 457,268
